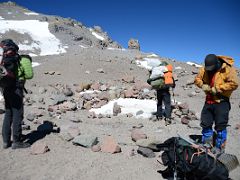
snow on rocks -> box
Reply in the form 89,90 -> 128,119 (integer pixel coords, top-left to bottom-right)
0,20 -> 66,56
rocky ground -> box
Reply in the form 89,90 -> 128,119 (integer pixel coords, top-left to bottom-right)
0,47 -> 240,180
0,2 -> 240,180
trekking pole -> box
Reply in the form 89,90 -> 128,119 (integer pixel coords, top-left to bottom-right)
173,138 -> 177,180
171,88 -> 176,105
23,87 -> 28,94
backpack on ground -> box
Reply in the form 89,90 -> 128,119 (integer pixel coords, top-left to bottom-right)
156,136 -> 231,180
147,61 -> 175,90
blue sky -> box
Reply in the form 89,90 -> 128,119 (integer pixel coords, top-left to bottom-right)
2,0 -> 240,66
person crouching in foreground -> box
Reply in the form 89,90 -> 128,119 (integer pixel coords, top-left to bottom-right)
194,54 -> 238,154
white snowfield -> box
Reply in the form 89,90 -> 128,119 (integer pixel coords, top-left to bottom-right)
147,53 -> 158,57
24,12 -> 39,16
90,98 -> 157,119
0,20 -> 66,56
32,62 -> 40,67
92,31 -> 105,41
186,61 -> 202,68
107,47 -> 126,51
89,28 -> 105,41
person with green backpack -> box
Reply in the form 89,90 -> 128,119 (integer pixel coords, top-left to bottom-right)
0,39 -> 33,149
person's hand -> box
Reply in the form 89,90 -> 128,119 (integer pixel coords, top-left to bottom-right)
211,87 -> 217,95
202,84 -> 211,92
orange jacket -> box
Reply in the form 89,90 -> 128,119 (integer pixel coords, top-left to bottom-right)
194,55 -> 239,101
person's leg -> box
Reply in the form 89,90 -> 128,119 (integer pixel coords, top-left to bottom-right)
200,103 -> 214,145
163,89 -> 171,118
156,90 -> 163,118
11,88 -> 23,143
214,101 -> 230,151
11,87 -> 30,149
2,90 -> 12,148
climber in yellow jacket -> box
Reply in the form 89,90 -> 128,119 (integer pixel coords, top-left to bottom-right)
194,54 -> 238,154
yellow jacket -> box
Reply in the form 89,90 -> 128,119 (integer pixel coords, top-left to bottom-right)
194,55 -> 239,101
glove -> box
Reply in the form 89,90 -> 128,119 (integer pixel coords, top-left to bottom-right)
202,84 -> 211,92
211,86 -> 217,95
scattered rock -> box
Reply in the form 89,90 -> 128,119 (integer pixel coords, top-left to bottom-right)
136,138 -> 162,151
39,87 -> 47,94
128,38 -> 140,50
113,102 -> 121,116
70,116 -> 82,123
137,147 -> 155,158
91,144 -> 101,152
131,129 -> 147,142
132,123 -> 144,129
26,113 -> 37,122
63,88 -> 73,96
136,110 -> 144,116
97,68 -> 104,73
101,136 -> 121,154
91,82 -> 101,90
235,124 -> 240,130
72,135 -> 98,148
31,141 -> 49,155
181,116 -> 190,125
122,75 -> 135,83
88,111 -> 97,118
22,124 -> 31,131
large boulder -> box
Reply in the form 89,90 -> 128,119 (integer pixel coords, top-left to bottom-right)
128,38 -> 140,50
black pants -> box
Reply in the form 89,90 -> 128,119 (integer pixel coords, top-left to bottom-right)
200,101 -> 230,131
2,86 -> 23,143
156,89 -> 171,118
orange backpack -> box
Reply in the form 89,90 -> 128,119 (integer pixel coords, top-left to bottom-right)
164,64 -> 174,86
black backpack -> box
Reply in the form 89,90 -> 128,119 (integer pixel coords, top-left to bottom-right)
156,137 -> 229,180
0,39 -> 20,88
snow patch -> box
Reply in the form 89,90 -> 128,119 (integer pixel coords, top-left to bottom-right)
24,12 -> 39,15
79,90 -> 100,95
32,62 -> 40,67
0,20 -> 66,56
186,61 -> 202,68
90,98 -> 157,119
28,53 -> 37,57
107,47 -> 126,51
0,16 -> 4,20
147,54 -> 158,58
92,32 -> 105,41
79,45 -> 88,49
175,66 -> 182,70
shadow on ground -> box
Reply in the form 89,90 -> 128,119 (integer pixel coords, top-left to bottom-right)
22,121 -> 60,144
